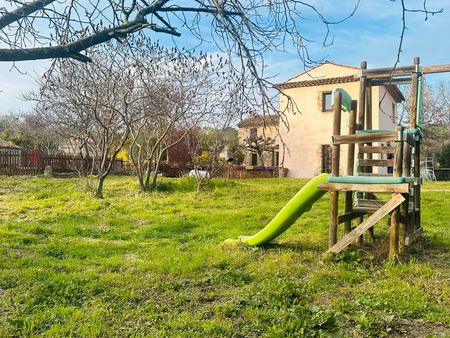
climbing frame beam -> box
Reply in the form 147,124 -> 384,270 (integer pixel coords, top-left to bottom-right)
362,63 -> 450,79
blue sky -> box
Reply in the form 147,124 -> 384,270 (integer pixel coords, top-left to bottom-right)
1,0 -> 450,115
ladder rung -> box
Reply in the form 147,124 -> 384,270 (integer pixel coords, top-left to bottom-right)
359,145 -> 395,154
359,159 -> 394,167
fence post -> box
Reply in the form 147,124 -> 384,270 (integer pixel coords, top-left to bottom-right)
37,149 -> 42,172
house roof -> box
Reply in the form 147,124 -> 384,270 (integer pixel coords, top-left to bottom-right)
384,85 -> 405,103
237,115 -> 279,128
275,74 -> 358,90
283,61 -> 359,83
275,62 -> 405,103
0,140 -> 23,150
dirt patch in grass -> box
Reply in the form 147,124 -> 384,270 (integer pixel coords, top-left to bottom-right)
390,320 -> 450,337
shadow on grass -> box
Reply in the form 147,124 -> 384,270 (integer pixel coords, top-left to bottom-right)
407,235 -> 450,268
246,232 -> 449,269
255,240 -> 325,253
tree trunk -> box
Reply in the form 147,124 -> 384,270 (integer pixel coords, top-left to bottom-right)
143,161 -> 152,192
150,157 -> 162,191
95,175 -> 105,198
138,174 -> 145,192
134,159 -> 146,192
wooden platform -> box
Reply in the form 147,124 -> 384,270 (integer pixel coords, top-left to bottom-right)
318,182 -> 410,193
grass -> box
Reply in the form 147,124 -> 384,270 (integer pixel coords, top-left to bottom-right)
0,175 -> 449,337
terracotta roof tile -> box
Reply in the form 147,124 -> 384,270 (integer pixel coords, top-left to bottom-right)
274,75 -> 404,103
275,75 -> 358,90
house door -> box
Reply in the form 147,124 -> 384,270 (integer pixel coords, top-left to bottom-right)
251,153 -> 258,166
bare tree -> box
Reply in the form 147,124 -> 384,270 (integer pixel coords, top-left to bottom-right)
241,135 -> 276,167
2,1 -> 444,147
189,82 -> 247,191
127,41 -> 241,191
399,80 -> 450,158
18,112 -> 62,154
30,42 -> 140,198
0,1 -> 370,131
0,1 -> 359,63
128,83 -> 206,192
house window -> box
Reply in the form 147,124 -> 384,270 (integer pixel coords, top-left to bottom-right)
387,153 -> 394,174
251,153 -> 258,166
250,128 -> 257,139
322,91 -> 333,112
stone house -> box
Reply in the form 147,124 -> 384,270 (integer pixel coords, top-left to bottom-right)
0,140 -> 23,155
238,115 -> 280,167
275,61 -> 404,178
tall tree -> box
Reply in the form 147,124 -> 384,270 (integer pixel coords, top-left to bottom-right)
31,42 -> 140,198
189,86 -> 246,191
398,81 -> 450,159
126,40 -> 242,191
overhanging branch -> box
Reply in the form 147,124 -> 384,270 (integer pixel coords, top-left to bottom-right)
0,0 -> 57,30
0,19 -> 152,61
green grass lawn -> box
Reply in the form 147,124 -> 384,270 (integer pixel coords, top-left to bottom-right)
0,176 -> 449,337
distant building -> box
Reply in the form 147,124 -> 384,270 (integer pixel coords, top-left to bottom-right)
0,140 -> 24,168
57,138 -> 84,156
238,115 -> 280,166
0,140 -> 23,155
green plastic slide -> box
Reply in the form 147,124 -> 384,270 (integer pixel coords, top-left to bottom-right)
239,173 -> 329,246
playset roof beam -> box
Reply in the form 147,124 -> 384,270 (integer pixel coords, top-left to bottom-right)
362,63 -> 450,79
371,77 -> 412,86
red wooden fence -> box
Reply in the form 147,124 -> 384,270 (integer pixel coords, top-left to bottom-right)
0,150 -> 124,176
218,166 -> 279,179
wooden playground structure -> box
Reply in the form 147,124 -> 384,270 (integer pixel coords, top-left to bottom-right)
318,57 -> 450,258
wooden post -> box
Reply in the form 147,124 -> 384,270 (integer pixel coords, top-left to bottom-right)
389,126 -> 404,258
410,57 -> 421,233
365,82 -> 375,242
365,82 -> 373,175
355,61 -> 368,244
402,142 -> 412,177
409,57 -> 419,128
400,141 -> 412,250
358,61 -> 367,130
329,92 -> 342,248
365,81 -> 373,131
398,132 -> 412,252
399,192 -> 409,252
414,143 -> 421,231
344,100 -> 357,235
